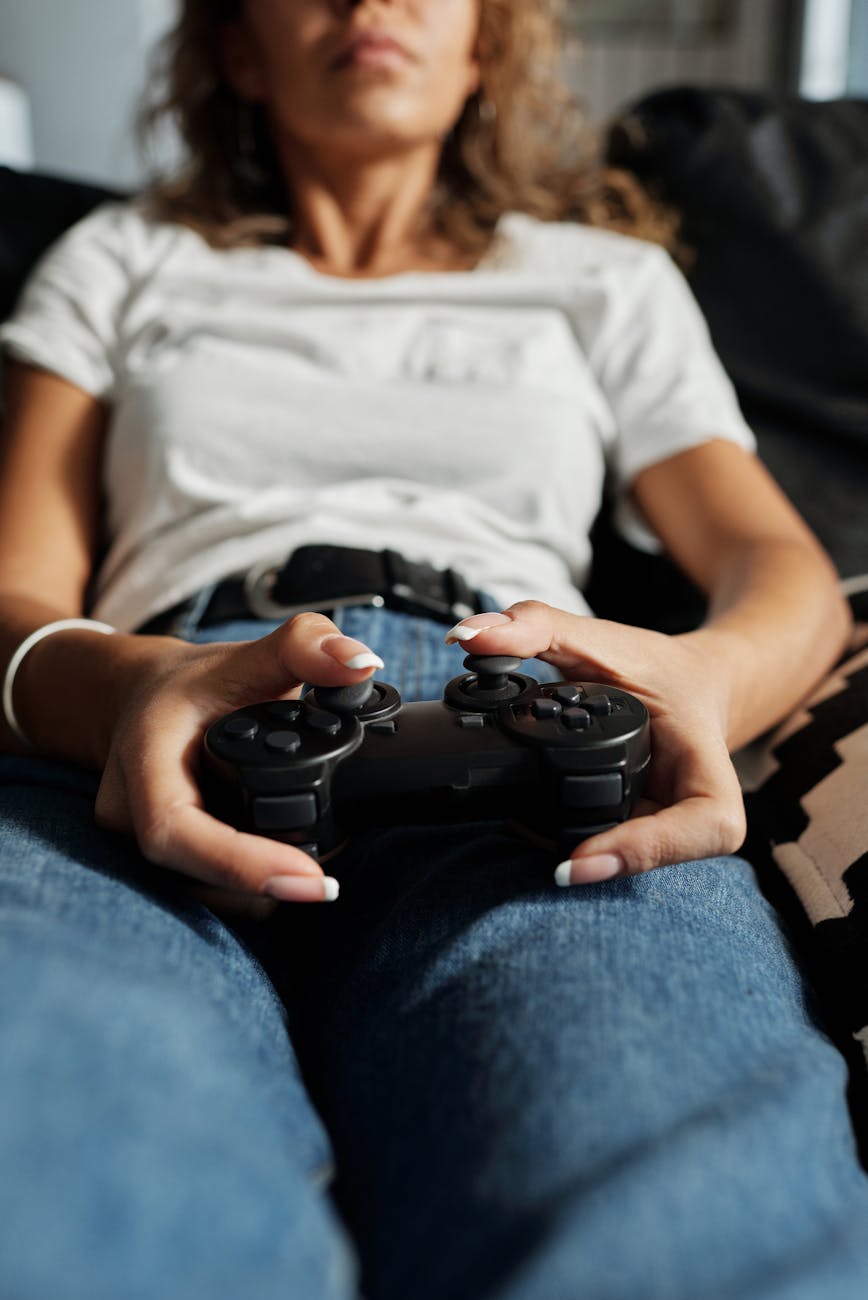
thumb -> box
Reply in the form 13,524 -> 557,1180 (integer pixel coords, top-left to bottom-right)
221,610 -> 385,703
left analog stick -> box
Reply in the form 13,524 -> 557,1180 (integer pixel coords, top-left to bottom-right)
313,680 -> 377,713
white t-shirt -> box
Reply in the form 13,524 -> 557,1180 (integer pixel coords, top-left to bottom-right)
0,201 -> 755,633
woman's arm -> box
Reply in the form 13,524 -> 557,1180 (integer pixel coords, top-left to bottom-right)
0,359 -> 138,763
0,361 -> 379,902
0,361 -> 192,768
443,438 -> 852,881
631,437 -> 852,749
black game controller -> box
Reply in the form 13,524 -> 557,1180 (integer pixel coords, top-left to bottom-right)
202,654 -> 650,860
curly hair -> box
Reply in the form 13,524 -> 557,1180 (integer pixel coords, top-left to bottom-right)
137,0 -> 677,256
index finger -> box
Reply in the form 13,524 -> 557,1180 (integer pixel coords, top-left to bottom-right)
141,800 -> 338,902
444,601 -> 656,687
555,732 -> 746,883
128,720 -> 339,901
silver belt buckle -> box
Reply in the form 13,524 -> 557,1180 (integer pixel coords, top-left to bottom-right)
243,561 -> 385,621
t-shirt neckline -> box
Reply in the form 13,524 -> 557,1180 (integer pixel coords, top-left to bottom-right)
282,212 -> 518,283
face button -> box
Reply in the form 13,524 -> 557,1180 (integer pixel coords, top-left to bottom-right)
585,695 -> 613,717
265,700 -> 303,722
223,716 -> 259,742
531,698 -> 562,720
264,729 -> 301,754
306,708 -> 342,735
553,685 -> 582,706
562,707 -> 592,730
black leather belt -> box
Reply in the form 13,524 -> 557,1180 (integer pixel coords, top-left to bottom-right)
137,544 -> 485,635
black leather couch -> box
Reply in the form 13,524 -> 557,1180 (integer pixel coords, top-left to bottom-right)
588,84 -> 868,629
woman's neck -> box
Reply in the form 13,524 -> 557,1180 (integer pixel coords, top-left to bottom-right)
276,133 -> 464,278
291,236 -> 480,279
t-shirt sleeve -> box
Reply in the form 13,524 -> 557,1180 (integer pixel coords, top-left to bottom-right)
585,240 -> 757,551
0,201 -> 133,401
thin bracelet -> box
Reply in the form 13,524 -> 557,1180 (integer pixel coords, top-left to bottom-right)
2,618 -> 116,749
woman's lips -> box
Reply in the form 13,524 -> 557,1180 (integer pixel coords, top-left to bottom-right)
332,36 -> 413,71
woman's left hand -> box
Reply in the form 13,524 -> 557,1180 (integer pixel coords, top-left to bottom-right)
445,601 -> 747,884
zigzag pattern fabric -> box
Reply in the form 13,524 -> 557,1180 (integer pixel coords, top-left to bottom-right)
745,635 -> 868,1070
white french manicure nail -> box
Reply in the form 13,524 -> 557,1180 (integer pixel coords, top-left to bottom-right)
445,624 -> 485,643
343,652 -> 384,670
322,636 -> 385,671
554,860 -> 574,887
263,875 -> 340,903
444,612 -> 512,645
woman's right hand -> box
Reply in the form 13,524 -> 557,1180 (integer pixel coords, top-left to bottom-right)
93,612 -> 385,907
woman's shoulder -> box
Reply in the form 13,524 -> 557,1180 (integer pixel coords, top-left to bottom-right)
496,210 -> 671,278
47,196 -> 201,278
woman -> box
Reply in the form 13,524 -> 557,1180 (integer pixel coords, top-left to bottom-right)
1,1 -> 867,1297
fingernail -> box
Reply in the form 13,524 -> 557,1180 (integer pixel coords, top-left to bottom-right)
554,854 -> 623,886
263,875 -> 340,903
554,860 -> 574,887
444,611 -> 512,644
321,635 -> 384,671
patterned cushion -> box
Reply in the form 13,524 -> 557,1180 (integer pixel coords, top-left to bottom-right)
741,624 -> 868,1081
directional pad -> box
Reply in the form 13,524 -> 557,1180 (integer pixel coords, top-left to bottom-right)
264,729 -> 301,754
223,716 -> 259,742
306,708 -> 342,735
265,701 -> 302,723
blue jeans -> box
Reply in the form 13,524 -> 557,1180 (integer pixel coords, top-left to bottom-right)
2,602 -> 868,1300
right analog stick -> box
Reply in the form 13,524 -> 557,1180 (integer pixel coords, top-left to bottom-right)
462,654 -> 525,702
